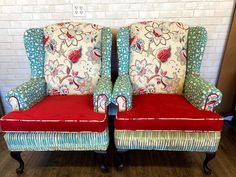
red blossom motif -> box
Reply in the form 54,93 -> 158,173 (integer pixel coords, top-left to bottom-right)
66,67 -> 70,74
137,88 -> 146,95
49,43 -> 54,51
153,30 -> 161,38
57,22 -> 65,26
130,36 -> 137,46
52,89 -> 60,96
161,71 -> 167,76
139,21 -> 147,25
43,35 -> 50,45
137,43 -> 141,50
68,48 -> 82,63
66,31 -> 74,39
157,48 -> 171,63
72,71 -> 78,76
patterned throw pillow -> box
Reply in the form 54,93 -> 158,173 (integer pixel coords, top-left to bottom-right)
43,22 -> 102,95
129,21 -> 189,95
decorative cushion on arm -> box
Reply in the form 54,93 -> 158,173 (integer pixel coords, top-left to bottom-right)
115,94 -> 223,131
1,95 -> 107,132
24,28 -> 45,78
112,75 -> 132,111
184,74 -> 222,111
43,22 -> 103,95
5,78 -> 46,110
129,21 -> 189,95
93,77 -> 112,113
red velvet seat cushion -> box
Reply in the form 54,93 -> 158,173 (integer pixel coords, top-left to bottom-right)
0,95 -> 107,132
115,94 -> 223,131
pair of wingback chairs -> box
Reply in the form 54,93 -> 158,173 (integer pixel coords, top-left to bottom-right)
0,21 -> 223,175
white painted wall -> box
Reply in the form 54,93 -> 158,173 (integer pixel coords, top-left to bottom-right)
0,0 -> 235,113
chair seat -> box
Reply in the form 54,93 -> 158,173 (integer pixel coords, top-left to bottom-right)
115,94 -> 223,131
0,95 -> 107,132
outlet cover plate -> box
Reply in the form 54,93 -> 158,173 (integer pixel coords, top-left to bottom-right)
73,4 -> 86,17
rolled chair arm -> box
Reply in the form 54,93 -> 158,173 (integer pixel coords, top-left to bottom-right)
112,75 -> 132,112
6,78 -> 46,111
184,74 -> 222,111
93,77 -> 112,113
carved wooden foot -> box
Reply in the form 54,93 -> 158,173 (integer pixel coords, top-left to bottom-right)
116,150 -> 126,171
95,151 -> 108,172
203,152 -> 216,175
10,151 -> 24,174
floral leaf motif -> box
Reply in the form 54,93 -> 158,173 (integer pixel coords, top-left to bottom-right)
68,48 -> 82,63
43,35 -> 50,45
66,67 -> 70,74
72,71 -> 78,76
161,71 -> 167,76
157,48 -> 171,63
130,36 -> 144,54
91,48 -> 101,61
137,43 -> 141,50
130,36 -> 136,46
86,46 -> 102,64
155,66 -> 159,74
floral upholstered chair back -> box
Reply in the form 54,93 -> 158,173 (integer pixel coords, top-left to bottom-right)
128,21 -> 189,95
24,22 -> 106,96
43,22 -> 104,95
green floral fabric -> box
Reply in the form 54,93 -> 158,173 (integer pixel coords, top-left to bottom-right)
24,28 -> 45,78
112,27 -> 132,109
93,27 -> 112,112
6,78 -> 46,110
93,77 -> 113,112
112,75 -> 133,110
187,27 -> 207,75
101,27 -> 112,77
117,27 -> 130,75
184,74 -> 222,111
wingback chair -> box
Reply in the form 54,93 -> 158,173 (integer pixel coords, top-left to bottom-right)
0,22 -> 112,173
112,21 -> 223,174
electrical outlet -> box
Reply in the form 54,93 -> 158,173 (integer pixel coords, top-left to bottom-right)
73,4 -> 86,17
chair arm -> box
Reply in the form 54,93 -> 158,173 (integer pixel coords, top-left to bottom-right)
6,78 -> 46,111
184,74 -> 222,111
112,75 -> 132,112
93,77 -> 112,113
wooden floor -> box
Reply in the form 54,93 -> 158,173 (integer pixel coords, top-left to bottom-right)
0,121 -> 236,177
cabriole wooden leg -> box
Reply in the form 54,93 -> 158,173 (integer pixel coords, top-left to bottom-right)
95,151 -> 108,172
116,150 -> 127,171
203,152 -> 216,175
10,151 -> 24,174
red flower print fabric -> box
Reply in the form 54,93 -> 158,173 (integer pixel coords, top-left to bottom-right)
44,22 -> 103,95
68,48 -> 82,63
129,21 -> 189,95
157,48 -> 171,63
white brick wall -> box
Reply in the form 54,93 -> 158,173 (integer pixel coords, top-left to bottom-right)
0,0 -> 235,113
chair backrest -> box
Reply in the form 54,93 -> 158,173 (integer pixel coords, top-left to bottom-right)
43,22 -> 104,95
128,21 -> 189,95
